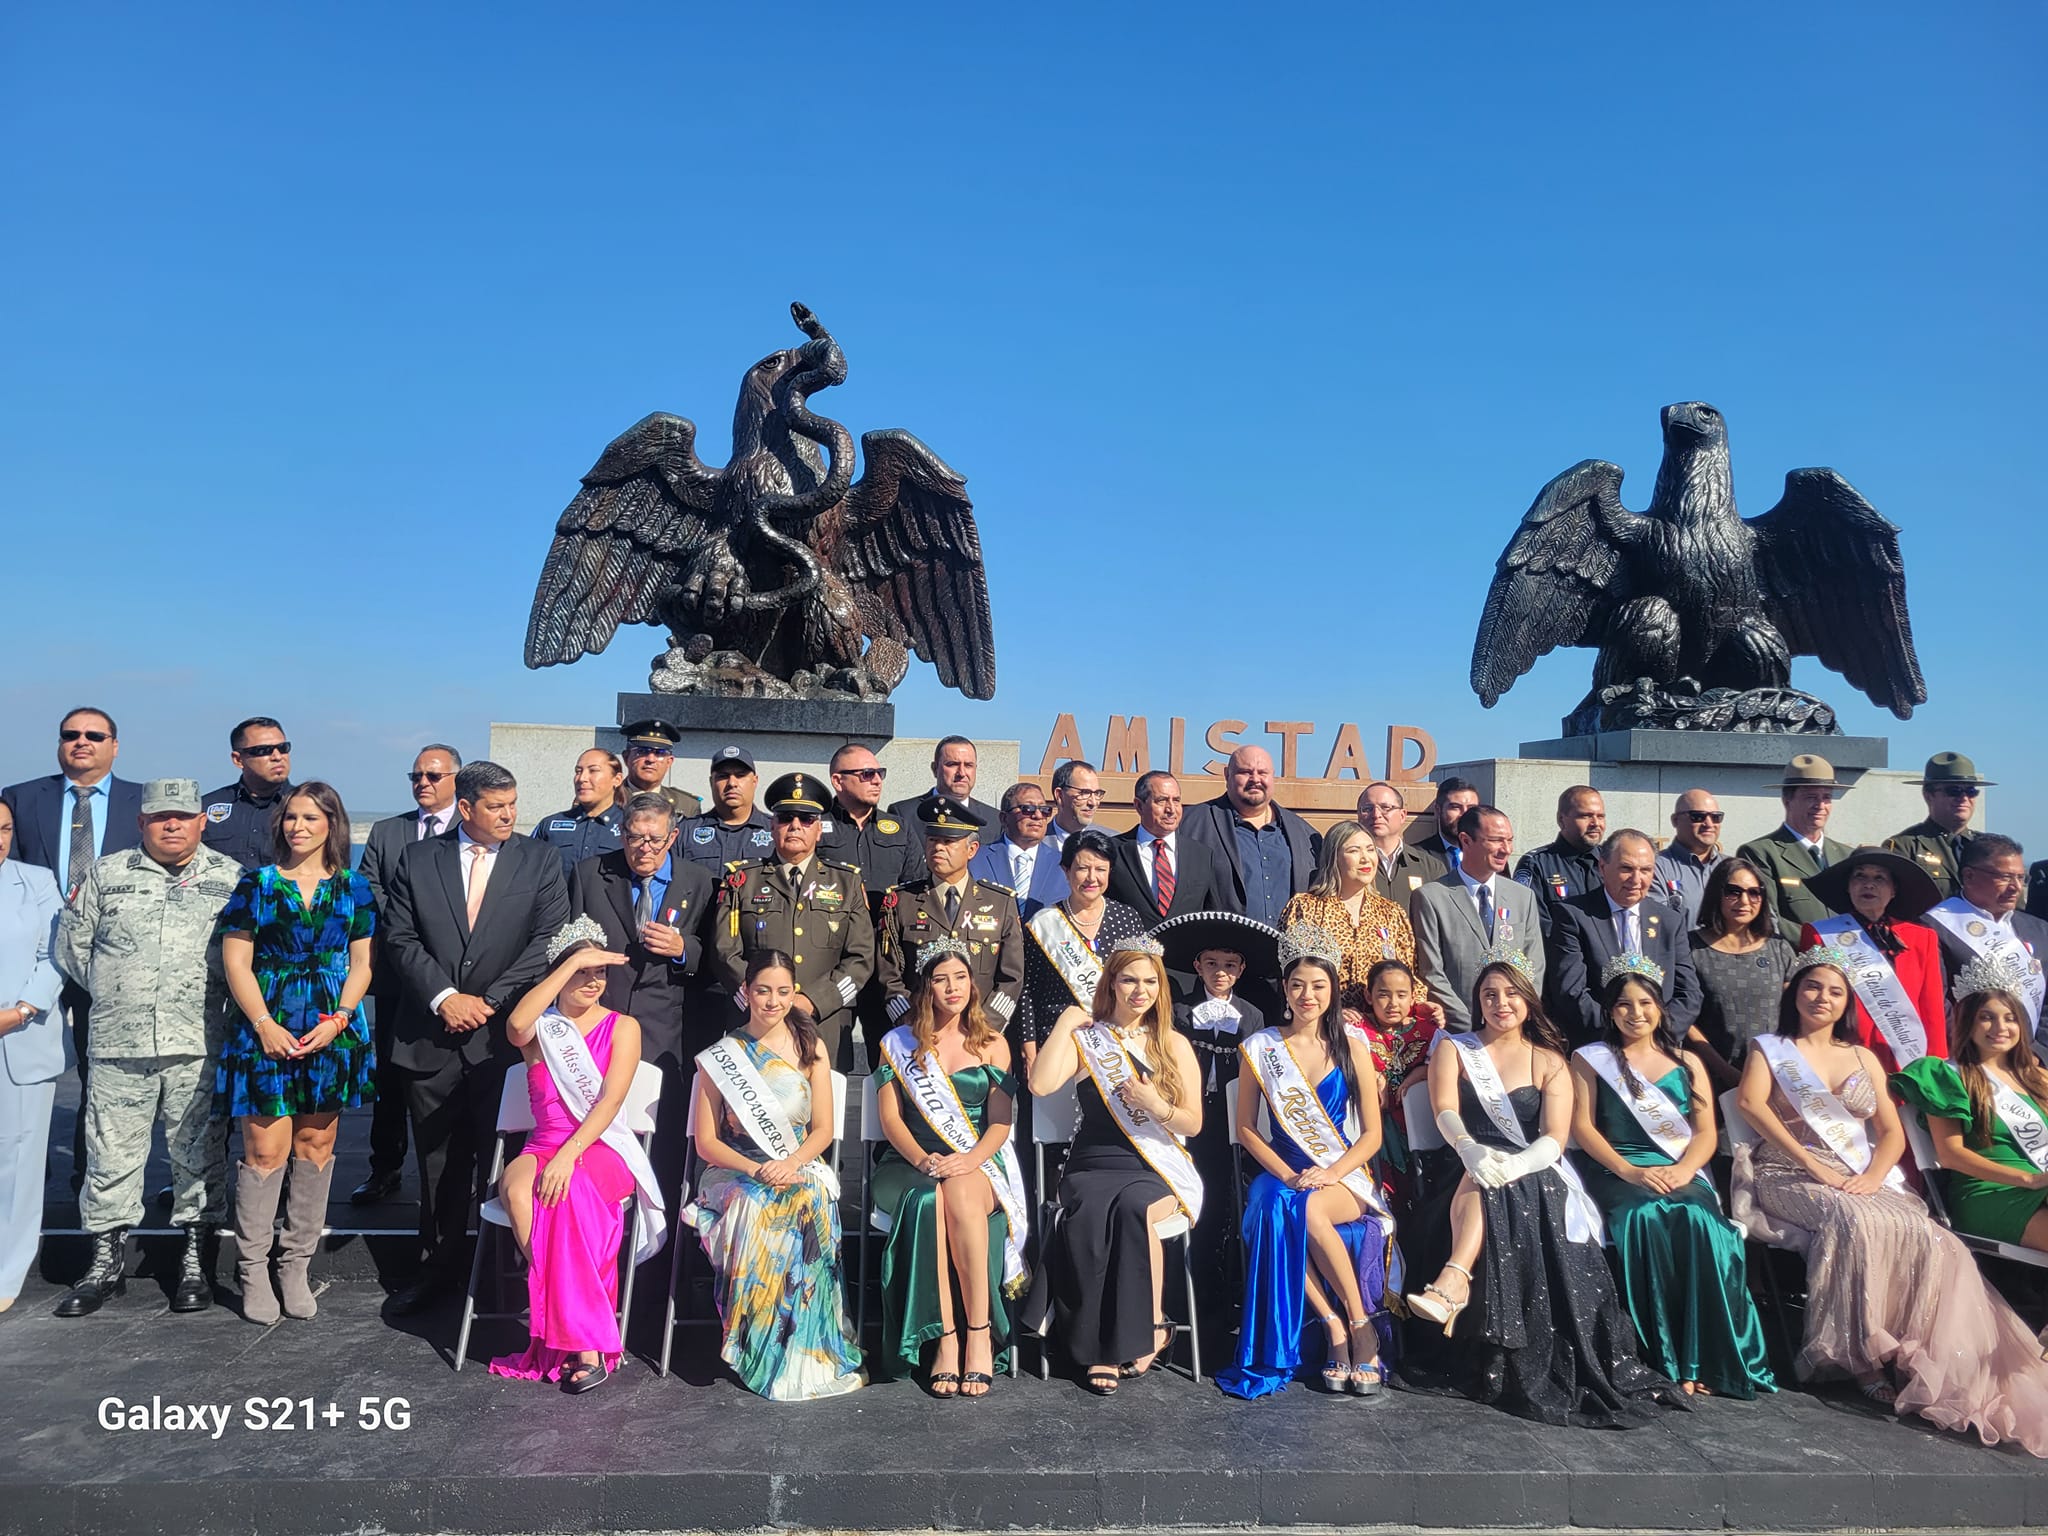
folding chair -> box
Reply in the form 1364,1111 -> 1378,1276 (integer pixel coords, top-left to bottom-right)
1030,1077 -> 1203,1382
658,1069 -> 847,1378
1717,1089 -> 1806,1372
453,1059 -> 663,1371
1901,1110 -> 2048,1274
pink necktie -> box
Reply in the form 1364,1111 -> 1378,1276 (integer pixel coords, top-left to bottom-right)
465,843 -> 490,928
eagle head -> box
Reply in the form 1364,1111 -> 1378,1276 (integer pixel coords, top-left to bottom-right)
1660,401 -> 1727,445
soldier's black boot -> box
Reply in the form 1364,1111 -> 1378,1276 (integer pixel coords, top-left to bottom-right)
170,1226 -> 213,1313
54,1228 -> 128,1317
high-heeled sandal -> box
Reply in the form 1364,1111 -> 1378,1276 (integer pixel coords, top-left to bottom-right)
925,1327 -> 961,1399
1083,1366 -> 1121,1396
1120,1320 -> 1173,1378
1857,1375 -> 1897,1407
1346,1318 -> 1383,1397
1315,1314 -> 1349,1393
1405,1263 -> 1473,1336
961,1321 -> 994,1399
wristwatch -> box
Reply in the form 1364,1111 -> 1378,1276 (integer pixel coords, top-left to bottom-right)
12,1003 -> 38,1028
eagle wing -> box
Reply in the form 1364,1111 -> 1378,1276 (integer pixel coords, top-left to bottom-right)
524,413 -> 724,668
1470,459 -> 1635,706
832,429 -> 996,700
1748,468 -> 1926,718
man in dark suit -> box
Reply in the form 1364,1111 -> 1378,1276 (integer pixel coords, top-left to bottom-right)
886,734 -> 1002,848
1735,755 -> 1854,940
1546,829 -> 1704,1046
569,791 -> 717,1204
1108,771 -> 1230,924
968,783 -> 1068,919
1409,776 -> 1480,876
1355,780 -> 1444,920
379,760 -> 570,1313
1178,747 -> 1318,926
349,742 -> 462,1206
3,705 -> 144,1189
1924,834 -> 2048,1049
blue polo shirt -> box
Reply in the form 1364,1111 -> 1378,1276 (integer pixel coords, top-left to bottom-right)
1232,814 -> 1293,927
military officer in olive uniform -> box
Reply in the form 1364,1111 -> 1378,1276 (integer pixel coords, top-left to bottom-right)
620,718 -> 704,822
712,772 -> 876,1070
1883,751 -> 1992,903
1735,755 -> 1854,941
678,743 -> 775,874
877,798 -> 1025,1049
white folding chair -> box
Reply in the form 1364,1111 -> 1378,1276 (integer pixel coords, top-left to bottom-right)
454,1059 -> 663,1371
1901,1108 -> 2048,1274
659,1069 -> 847,1378
1716,1088 -> 1807,1369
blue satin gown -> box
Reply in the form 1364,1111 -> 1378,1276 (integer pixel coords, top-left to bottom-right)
1216,1069 -> 1398,1399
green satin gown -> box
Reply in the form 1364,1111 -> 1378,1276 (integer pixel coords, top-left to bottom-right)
1575,1068 -> 1777,1399
1893,1056 -> 2048,1245
868,1061 -> 1017,1378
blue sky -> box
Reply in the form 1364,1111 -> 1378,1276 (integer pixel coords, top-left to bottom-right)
3,4 -> 2041,848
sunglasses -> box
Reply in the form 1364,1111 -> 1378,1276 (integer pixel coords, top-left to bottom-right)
626,745 -> 674,758
1933,785 -> 1982,799
1009,804 -> 1054,818
1722,886 -> 1764,901
1684,811 -> 1725,823
837,767 -> 886,782
60,729 -> 112,744
408,771 -> 449,784
775,811 -> 822,826
239,742 -> 291,758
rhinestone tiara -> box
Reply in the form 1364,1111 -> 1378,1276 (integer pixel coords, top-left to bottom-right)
1109,934 -> 1166,959
1480,934 -> 1536,982
1278,921 -> 1343,969
1598,950 -> 1667,989
916,935 -> 974,974
1952,946 -> 2037,1003
545,913 -> 612,965
1791,942 -> 1858,977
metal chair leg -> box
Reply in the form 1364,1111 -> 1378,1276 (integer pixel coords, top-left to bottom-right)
1181,1234 -> 1202,1383
659,1215 -> 687,1379
452,1219 -> 489,1373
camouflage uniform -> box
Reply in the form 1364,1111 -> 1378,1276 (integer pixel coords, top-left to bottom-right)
55,844 -> 240,1230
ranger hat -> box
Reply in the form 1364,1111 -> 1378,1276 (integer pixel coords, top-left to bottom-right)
1769,754 -> 1844,790
1808,847 -> 1942,922
620,719 -> 682,750
709,743 -> 756,773
765,772 -> 829,816
917,795 -> 986,842
1911,751 -> 1995,789
141,778 -> 203,816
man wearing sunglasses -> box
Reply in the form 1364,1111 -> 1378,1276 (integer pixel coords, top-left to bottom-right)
350,744 -> 463,1205
818,743 -> 926,1063
619,719 -> 703,822
969,784 -> 1069,919
1884,751 -> 1993,902
199,717 -> 294,870
1654,789 -> 1727,926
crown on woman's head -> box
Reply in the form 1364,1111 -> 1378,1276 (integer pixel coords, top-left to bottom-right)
1952,946 -> 2036,1003
545,913 -> 611,965
1791,942 -> 1857,977
916,935 -> 974,975
1598,950 -> 1667,989
1480,934 -> 1536,982
1278,921 -> 1343,969
1110,934 -> 1166,959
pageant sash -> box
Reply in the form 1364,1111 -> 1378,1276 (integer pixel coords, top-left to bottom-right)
1443,1032 -> 1603,1245
1753,1035 -> 1908,1192
694,1033 -> 840,1202
1926,899 -> 2047,1028
1029,905 -> 1104,1009
1986,1075 -> 2048,1173
1073,1023 -> 1205,1223
1574,1044 -> 1697,1167
534,1010 -> 667,1263
1238,1029 -> 1391,1219
1810,915 -> 1930,1064
880,1025 -> 1030,1291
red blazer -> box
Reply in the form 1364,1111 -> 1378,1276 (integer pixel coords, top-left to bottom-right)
1799,917 -> 1948,1071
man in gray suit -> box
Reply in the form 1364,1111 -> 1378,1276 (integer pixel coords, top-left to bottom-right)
1411,805 -> 1545,1030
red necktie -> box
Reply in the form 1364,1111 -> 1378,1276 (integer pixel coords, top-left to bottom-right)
1154,838 -> 1176,911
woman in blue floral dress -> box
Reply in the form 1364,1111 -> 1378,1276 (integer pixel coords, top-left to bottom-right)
215,782 -> 375,1326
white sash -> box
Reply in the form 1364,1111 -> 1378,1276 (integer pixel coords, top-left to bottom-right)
1810,914 -> 1930,1064
533,1010 -> 667,1264
1029,905 -> 1103,1009
1753,1035 -> 1908,1192
1927,899 -> 2047,1028
1443,1032 -> 1603,1244
1574,1044 -> 1698,1169
694,1033 -> 840,1202
880,1025 -> 1030,1292
1238,1029 -> 1391,1219
1986,1075 -> 2048,1174
1072,1023 -> 1204,1223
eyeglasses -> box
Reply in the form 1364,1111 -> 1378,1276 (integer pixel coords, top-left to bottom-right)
1933,786 -> 1982,799
837,767 -> 886,782
1684,811 -> 1725,823
1062,789 -> 1105,802
408,771 -> 449,784
1722,886 -> 1764,902
775,811 -> 822,826
622,833 -> 672,848
626,745 -> 674,759
1361,801 -> 1403,816
1009,804 -> 1054,818
60,729 -> 112,744
240,742 -> 291,758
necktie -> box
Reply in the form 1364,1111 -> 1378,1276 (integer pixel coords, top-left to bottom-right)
464,843 -> 490,928
1620,906 -> 1639,952
1476,882 -> 1495,941
634,877 -> 655,927
67,785 -> 95,892
1153,837 -> 1176,911
945,883 -> 961,923
418,813 -> 435,841
786,863 -> 803,892
1447,843 -> 1462,875
1812,842 -> 1828,871
1012,846 -> 1028,888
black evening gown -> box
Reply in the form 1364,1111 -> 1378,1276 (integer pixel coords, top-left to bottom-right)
1400,1080 -> 1683,1428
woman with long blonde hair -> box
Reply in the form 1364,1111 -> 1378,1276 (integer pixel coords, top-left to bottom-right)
1028,938 -> 1202,1394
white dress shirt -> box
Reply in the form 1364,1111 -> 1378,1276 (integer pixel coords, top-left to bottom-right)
1134,827 -> 1178,886
1001,837 -> 1041,893
429,830 -> 504,1015
1606,893 -> 1642,953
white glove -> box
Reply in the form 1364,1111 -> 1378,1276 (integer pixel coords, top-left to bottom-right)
1487,1135 -> 1564,1186
1438,1110 -> 1498,1180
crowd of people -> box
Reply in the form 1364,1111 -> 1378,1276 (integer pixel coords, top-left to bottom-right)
1,707 -> 2045,1455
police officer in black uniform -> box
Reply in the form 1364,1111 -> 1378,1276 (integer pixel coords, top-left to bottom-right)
876,798 -> 1025,1047
679,743 -> 774,874
816,742 -> 926,1065
712,772 -> 876,1070
620,719 -> 704,822
1512,784 -> 1611,943
533,746 -> 628,877
200,715 -> 295,869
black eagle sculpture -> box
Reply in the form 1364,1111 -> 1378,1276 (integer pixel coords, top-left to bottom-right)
524,302 -> 994,701
1471,401 -> 1926,734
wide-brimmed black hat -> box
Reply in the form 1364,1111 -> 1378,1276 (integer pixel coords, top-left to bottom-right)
1150,909 -> 1281,979
1809,846 -> 1942,921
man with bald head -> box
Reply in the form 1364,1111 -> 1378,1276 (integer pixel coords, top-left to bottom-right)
1180,744 -> 1320,926
1547,828 -> 1703,1046
1653,789 -> 1726,926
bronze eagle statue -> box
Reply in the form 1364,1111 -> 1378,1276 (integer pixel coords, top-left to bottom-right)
524,302 -> 994,701
1471,401 -> 1926,726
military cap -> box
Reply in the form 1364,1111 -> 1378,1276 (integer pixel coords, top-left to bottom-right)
765,772 -> 829,815
916,795 -> 986,842
709,743 -> 756,773
1911,751 -> 1995,788
621,719 -> 682,749
140,778 -> 203,815
1769,754 -> 1843,790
